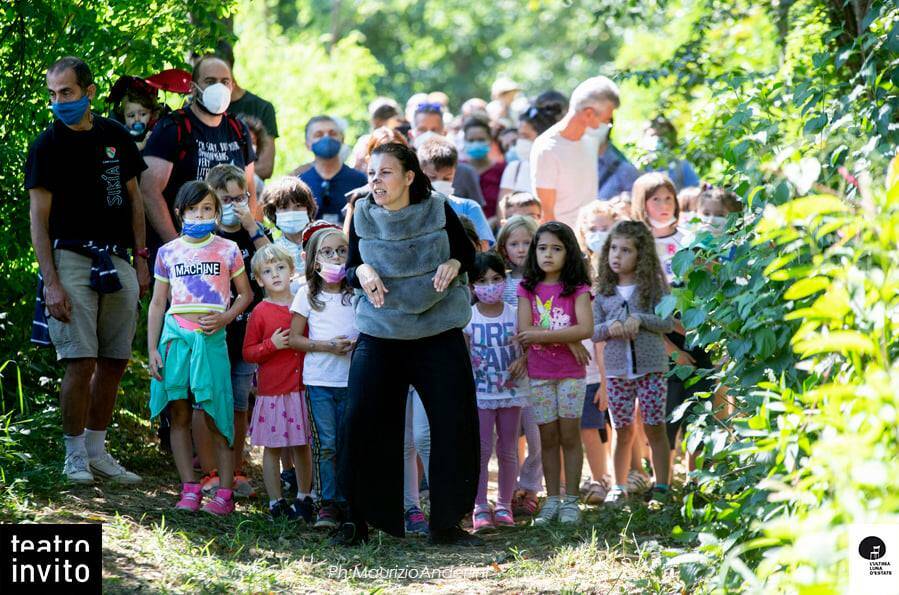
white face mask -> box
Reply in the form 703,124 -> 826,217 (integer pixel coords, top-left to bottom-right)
200,83 -> 231,115
583,122 -> 611,145
700,214 -> 728,233
649,216 -> 678,229
514,138 -> 533,162
585,230 -> 609,253
431,180 -> 455,196
276,210 -> 310,234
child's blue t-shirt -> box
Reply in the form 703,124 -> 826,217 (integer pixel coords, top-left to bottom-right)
448,195 -> 496,246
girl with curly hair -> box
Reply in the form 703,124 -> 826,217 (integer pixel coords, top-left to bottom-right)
592,220 -> 674,507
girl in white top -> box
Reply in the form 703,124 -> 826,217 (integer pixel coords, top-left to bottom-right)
289,224 -> 358,528
631,172 -> 692,284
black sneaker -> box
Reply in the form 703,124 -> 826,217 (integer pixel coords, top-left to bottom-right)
280,468 -> 298,496
428,525 -> 484,547
289,495 -> 316,523
329,521 -> 369,546
269,498 -> 291,520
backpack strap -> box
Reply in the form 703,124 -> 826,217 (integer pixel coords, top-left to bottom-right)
224,113 -> 250,162
170,109 -> 192,162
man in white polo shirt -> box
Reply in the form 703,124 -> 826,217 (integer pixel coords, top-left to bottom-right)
530,76 -> 619,228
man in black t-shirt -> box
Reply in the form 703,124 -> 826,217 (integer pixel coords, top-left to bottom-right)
26,56 -> 148,486
216,42 -> 278,180
141,55 -> 258,254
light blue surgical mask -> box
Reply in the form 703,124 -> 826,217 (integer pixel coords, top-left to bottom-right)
465,141 -> 490,161
276,210 -> 309,235
182,218 -> 217,238
220,204 -> 239,227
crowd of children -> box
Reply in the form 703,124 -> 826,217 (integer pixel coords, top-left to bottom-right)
139,94 -> 743,541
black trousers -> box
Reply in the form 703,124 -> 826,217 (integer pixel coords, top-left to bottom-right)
338,328 -> 479,537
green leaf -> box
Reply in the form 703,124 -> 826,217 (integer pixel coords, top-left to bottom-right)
792,331 -> 878,357
656,294 -> 677,319
672,250 -> 696,278
682,308 -> 707,329
784,277 -> 830,301
753,328 -> 777,360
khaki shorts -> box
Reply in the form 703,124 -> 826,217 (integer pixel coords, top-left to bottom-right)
48,249 -> 139,361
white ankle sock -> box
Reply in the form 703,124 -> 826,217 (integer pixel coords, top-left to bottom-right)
84,428 -> 107,459
64,433 -> 87,457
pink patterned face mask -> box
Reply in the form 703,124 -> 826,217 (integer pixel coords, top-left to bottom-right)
317,261 -> 346,284
473,281 -> 505,304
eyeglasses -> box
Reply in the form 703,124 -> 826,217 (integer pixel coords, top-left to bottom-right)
318,246 -> 348,259
220,191 -> 249,205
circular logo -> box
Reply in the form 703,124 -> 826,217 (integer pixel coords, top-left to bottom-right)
859,536 -> 886,560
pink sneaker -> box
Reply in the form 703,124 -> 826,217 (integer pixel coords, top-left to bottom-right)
494,507 -> 515,527
471,507 -> 495,534
175,483 -> 203,512
202,488 -> 235,516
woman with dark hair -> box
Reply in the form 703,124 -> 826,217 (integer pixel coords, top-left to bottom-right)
334,142 -> 481,546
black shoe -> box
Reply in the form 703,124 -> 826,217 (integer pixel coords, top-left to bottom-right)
280,468 -> 298,496
269,498 -> 291,520
428,525 -> 484,547
329,521 -> 369,546
157,426 -> 172,454
289,495 -> 316,523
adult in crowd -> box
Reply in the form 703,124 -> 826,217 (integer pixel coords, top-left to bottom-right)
216,42 -> 278,180
27,56 -> 148,484
298,115 -> 368,226
597,136 -> 640,200
334,143 -> 480,547
352,97 -> 403,171
531,76 -> 619,228
499,104 -> 563,198
461,117 -> 506,219
640,115 -> 700,191
411,102 -> 485,207
141,54 -> 257,255
486,77 -> 521,127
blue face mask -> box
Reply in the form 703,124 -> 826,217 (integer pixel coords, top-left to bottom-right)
51,96 -> 90,126
465,141 -> 490,161
181,218 -> 217,239
220,204 -> 239,227
505,147 -> 519,162
311,136 -> 342,159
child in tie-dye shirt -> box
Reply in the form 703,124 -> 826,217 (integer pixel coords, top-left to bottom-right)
148,181 -> 252,517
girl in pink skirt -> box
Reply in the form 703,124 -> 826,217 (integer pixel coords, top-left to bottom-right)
243,244 -> 312,521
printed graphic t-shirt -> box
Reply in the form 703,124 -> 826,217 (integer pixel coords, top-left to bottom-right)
517,281 -> 591,379
463,302 -> 528,408
25,116 -> 147,247
154,235 -> 244,314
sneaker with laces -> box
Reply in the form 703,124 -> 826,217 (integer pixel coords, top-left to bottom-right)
232,473 -> 256,498
63,452 -> 94,484
626,470 -> 652,495
604,486 -> 629,507
200,471 -> 220,495
471,507 -> 495,534
559,496 -> 581,524
175,483 -> 203,511
583,476 -> 612,505
405,506 -> 430,536
269,498 -> 291,520
314,504 -> 340,530
533,495 -> 561,526
202,488 -> 235,516
493,507 -> 515,528
89,452 -> 142,484
289,496 -> 316,523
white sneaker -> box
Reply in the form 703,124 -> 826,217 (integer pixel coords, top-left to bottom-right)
89,452 -> 142,484
64,452 -> 94,483
559,496 -> 581,524
533,495 -> 561,526
604,486 -> 629,508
